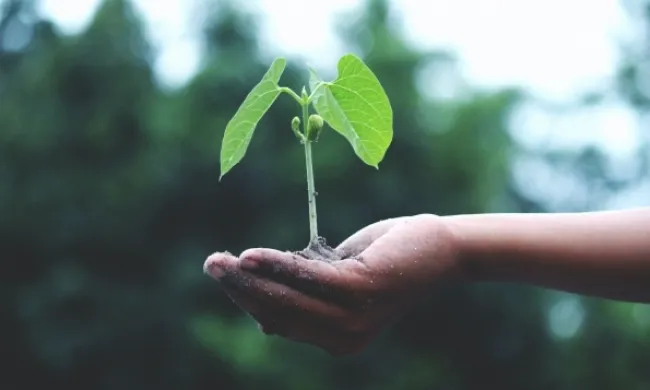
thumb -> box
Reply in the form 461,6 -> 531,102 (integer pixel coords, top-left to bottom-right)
358,215 -> 447,272
359,214 -> 462,286
336,217 -> 408,258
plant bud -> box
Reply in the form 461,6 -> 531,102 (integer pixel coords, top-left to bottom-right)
291,116 -> 302,139
291,116 -> 301,132
306,114 -> 324,141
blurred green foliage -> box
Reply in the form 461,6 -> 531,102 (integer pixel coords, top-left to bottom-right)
1,0 -> 648,389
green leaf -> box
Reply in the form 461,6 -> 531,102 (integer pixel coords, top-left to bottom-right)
309,54 -> 393,168
219,57 -> 286,179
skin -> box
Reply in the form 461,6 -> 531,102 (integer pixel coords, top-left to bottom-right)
203,208 -> 650,356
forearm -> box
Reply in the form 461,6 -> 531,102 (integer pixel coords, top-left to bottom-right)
443,208 -> 650,303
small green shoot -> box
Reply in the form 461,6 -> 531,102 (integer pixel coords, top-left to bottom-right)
219,53 -> 393,253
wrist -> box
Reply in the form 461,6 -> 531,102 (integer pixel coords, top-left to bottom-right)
410,213 -> 472,283
441,214 -> 491,283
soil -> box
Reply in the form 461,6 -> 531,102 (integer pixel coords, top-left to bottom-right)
295,236 -> 345,263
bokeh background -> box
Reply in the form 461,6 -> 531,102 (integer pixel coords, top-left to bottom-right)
2,0 -> 649,388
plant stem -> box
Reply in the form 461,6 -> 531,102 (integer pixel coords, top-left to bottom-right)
306,81 -> 327,104
279,87 -> 302,105
302,102 -> 318,244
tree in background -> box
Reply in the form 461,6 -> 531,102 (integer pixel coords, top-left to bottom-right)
0,0 -> 648,389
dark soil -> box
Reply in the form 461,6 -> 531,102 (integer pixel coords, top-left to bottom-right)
295,236 -> 345,263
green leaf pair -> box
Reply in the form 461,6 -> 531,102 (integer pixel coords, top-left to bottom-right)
219,54 -> 394,179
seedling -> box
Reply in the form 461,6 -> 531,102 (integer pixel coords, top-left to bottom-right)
219,54 -> 393,261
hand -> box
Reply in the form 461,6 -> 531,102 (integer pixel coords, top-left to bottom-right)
203,214 -> 463,356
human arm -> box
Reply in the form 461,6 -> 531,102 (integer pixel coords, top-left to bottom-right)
203,208 -> 650,355
445,207 -> 650,303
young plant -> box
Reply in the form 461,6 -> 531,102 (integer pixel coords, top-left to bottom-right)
219,54 -> 393,261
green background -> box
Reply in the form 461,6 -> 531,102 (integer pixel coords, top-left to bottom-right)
2,0 -> 649,389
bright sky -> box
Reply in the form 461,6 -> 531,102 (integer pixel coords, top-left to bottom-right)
35,0 -> 648,207
37,0 -> 631,98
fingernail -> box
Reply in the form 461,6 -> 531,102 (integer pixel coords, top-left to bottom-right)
203,257 -> 224,279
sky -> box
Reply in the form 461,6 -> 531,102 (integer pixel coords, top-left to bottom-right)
34,0 -> 649,207
36,0 -> 631,98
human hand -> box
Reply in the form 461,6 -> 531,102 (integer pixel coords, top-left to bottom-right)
203,214 -> 463,356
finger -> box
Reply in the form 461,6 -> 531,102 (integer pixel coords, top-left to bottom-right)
358,215 -> 455,283
229,277 -> 349,335
203,251 -> 238,280
207,253 -> 349,327
357,220 -> 422,274
204,252 -> 361,349
205,251 -> 285,320
238,248 -> 362,306
336,217 -> 408,258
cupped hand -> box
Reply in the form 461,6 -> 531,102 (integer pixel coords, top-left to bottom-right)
203,214 -> 463,356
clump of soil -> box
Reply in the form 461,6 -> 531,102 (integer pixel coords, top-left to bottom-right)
295,236 -> 344,263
